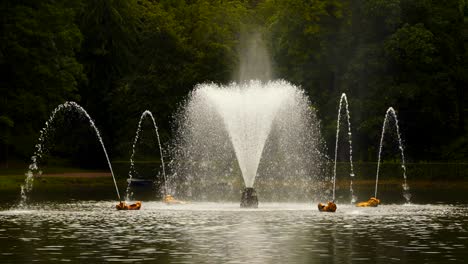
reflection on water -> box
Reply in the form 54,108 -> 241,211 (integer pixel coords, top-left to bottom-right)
0,202 -> 467,263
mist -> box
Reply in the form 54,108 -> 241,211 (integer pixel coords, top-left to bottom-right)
235,30 -> 272,82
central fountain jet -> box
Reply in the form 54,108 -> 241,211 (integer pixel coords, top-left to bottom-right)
203,81 -> 291,207
171,80 -> 323,207
170,31 -> 324,206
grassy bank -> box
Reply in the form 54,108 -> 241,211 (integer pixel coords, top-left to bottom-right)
1,161 -> 467,193
334,162 -> 468,180
1,170 -> 467,205
0,174 -> 127,192
0,165 -> 127,193
1,173 -> 467,193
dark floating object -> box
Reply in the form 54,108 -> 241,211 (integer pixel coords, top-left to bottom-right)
240,187 -> 258,208
356,197 -> 380,207
318,201 -> 337,212
116,201 -> 141,210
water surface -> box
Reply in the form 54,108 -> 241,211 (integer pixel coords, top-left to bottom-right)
1,202 -> 466,263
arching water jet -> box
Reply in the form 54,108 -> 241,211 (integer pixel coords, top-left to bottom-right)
319,93 -> 356,212
357,107 -> 410,207
374,107 -> 410,203
125,110 -> 167,201
19,102 -> 121,207
331,93 -> 356,203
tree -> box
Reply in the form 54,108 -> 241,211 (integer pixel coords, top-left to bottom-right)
0,0 -> 84,160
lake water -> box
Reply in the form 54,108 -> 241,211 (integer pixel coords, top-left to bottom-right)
0,202 -> 467,263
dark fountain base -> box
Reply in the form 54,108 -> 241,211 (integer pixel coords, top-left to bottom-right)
240,187 -> 258,208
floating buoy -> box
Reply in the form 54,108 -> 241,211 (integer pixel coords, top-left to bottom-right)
318,201 -> 337,212
116,201 -> 141,210
163,195 -> 186,204
356,197 -> 380,207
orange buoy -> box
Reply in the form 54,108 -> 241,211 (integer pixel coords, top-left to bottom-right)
116,201 -> 141,210
318,201 -> 337,212
163,195 -> 186,204
356,197 -> 380,207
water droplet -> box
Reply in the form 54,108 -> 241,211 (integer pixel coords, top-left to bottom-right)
404,192 -> 412,201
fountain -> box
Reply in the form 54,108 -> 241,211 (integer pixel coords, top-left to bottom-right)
360,107 -> 410,206
167,30 -> 324,206
19,102 -> 121,206
374,107 -> 411,202
170,80 -> 324,206
318,93 -> 356,212
125,110 -> 167,201
331,93 -> 357,203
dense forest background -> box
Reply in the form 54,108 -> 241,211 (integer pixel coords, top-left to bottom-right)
0,0 -> 467,168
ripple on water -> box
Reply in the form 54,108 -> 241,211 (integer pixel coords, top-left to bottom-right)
0,202 -> 467,263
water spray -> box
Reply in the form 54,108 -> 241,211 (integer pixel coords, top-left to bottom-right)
19,101 -> 121,206
332,93 -> 356,203
126,110 -> 167,201
374,107 -> 410,203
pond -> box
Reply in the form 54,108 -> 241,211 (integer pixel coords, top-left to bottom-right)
0,201 -> 466,263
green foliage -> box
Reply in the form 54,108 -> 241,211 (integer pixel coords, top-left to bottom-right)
0,0 -> 84,160
385,23 -> 436,66
1,0 -> 467,168
107,0 -> 249,155
262,0 -> 468,161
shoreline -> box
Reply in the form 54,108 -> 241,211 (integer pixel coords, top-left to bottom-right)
0,172 -> 466,188
39,172 -> 111,178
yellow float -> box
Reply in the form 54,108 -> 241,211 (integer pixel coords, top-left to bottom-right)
318,201 -> 337,212
116,201 -> 142,210
163,194 -> 186,204
356,197 -> 380,207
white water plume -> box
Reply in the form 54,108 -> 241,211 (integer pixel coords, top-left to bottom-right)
170,80 -> 325,201
236,31 -> 272,82
375,107 -> 410,203
203,82 -> 287,187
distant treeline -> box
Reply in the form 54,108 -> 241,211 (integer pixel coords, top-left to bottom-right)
0,0 -> 467,168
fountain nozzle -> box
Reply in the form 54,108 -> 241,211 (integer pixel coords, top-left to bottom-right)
240,187 -> 258,208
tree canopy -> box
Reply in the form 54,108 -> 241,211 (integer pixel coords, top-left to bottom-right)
1,0 -> 467,167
